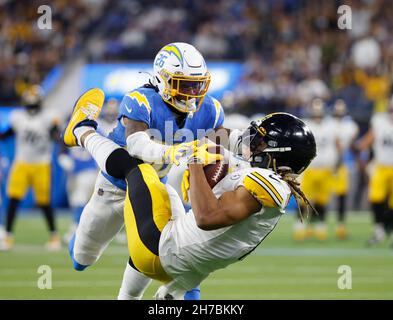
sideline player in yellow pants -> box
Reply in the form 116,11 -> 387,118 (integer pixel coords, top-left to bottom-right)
357,100 -> 393,246
331,100 -> 359,239
294,99 -> 342,241
0,86 -> 61,251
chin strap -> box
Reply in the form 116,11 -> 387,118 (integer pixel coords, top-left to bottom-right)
174,98 -> 196,118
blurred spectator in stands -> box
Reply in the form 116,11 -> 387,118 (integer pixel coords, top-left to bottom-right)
0,0 -> 105,105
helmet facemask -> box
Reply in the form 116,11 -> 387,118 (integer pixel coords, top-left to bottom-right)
159,69 -> 211,115
236,121 -> 295,174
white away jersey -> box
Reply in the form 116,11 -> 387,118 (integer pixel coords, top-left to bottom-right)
333,117 -> 359,150
371,113 -> 393,166
305,118 -> 339,168
159,167 -> 291,291
10,109 -> 56,163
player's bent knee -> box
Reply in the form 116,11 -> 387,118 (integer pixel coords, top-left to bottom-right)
68,234 -> 90,271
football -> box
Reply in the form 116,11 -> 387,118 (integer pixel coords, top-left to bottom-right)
203,145 -> 229,189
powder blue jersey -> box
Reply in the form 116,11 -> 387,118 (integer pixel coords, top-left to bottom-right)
105,86 -> 224,190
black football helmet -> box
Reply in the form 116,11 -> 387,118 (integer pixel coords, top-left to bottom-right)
237,113 -> 316,174
22,85 -> 44,115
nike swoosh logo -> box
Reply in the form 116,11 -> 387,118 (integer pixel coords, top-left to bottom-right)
125,106 -> 132,113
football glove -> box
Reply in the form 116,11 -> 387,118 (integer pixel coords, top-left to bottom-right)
163,140 -> 197,166
187,143 -> 223,166
181,169 -> 191,202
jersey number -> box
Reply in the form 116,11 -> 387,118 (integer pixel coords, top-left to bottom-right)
383,137 -> 393,147
154,54 -> 167,68
22,130 -> 44,144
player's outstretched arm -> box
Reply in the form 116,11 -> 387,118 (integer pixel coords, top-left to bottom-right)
188,164 -> 261,230
124,117 -> 196,166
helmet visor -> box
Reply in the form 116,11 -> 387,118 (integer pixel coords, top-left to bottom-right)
171,73 -> 210,99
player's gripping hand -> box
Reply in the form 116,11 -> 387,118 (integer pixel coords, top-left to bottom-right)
163,140 -> 197,166
187,143 -> 223,166
181,169 -> 191,202
182,143 -> 223,202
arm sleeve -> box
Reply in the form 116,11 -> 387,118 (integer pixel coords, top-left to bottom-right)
126,131 -> 170,164
119,92 -> 151,127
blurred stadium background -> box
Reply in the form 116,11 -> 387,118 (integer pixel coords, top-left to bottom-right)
1,0 -> 393,299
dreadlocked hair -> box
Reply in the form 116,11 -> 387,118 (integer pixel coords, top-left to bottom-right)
270,157 -> 318,222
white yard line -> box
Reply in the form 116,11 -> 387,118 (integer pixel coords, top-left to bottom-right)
253,247 -> 393,257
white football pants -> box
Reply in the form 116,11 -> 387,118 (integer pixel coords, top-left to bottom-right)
73,172 -> 126,266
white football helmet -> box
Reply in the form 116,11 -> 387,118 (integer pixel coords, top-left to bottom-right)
153,42 -> 211,116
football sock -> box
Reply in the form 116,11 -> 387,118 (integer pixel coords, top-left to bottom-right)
5,198 -> 20,233
383,209 -> 393,234
337,194 -> 346,223
74,126 -> 95,146
118,259 -> 152,300
39,205 -> 56,232
82,131 -> 123,174
315,204 -> 326,222
371,202 -> 385,224
81,131 -> 142,178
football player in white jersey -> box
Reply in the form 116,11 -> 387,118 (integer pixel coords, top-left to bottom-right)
357,99 -> 393,246
294,98 -> 342,241
63,99 -> 316,299
0,86 -> 61,251
331,100 -> 359,239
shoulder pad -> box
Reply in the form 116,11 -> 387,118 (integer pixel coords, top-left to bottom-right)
242,169 -> 290,210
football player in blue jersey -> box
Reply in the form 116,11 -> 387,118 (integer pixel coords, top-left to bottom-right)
64,43 -> 238,300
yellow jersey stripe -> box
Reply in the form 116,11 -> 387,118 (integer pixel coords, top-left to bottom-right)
251,172 -> 283,204
243,175 -> 278,207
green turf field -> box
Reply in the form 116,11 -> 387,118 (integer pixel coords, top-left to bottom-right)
1,210 -> 392,300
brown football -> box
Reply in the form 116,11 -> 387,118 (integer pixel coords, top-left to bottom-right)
203,145 -> 229,189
